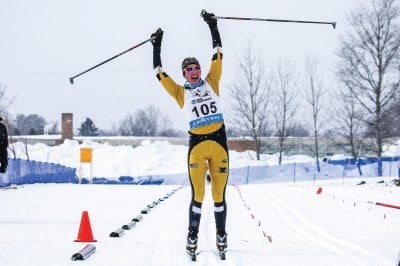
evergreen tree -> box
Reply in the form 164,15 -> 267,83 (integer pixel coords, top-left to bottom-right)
78,118 -> 99,136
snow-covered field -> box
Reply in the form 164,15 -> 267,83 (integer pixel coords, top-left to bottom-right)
0,177 -> 399,266
1,139 -> 399,265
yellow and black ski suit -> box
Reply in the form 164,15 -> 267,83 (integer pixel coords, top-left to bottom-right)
153,26 -> 228,235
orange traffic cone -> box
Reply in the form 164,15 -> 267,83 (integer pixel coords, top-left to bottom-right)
316,187 -> 323,194
74,211 -> 97,242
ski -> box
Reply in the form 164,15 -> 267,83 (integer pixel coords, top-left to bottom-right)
186,247 -> 227,261
186,249 -> 200,261
218,247 -> 226,260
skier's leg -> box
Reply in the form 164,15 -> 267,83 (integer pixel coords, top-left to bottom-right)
186,141 -> 208,251
208,141 -> 229,248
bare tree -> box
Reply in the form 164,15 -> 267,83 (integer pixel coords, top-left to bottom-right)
272,60 -> 299,165
380,95 -> 400,137
0,83 -> 17,158
334,90 -> 366,159
227,40 -> 272,160
119,105 -> 175,136
286,123 -> 310,137
14,114 -> 46,135
336,0 -> 400,176
0,83 -> 14,118
304,57 -> 326,172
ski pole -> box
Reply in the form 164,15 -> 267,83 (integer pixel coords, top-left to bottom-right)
69,36 -> 156,84
201,9 -> 336,29
367,201 -> 400,210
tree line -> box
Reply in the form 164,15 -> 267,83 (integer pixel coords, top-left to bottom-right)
2,106 -> 184,138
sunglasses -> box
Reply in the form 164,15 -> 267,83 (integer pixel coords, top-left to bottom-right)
185,66 -> 201,72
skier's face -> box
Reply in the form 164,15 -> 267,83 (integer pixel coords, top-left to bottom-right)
183,64 -> 201,84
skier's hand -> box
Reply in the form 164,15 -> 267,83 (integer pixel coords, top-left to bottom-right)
150,28 -> 163,48
201,10 -> 217,28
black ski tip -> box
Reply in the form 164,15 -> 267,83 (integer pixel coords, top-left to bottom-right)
188,252 -> 196,261
71,253 -> 83,261
109,231 -> 123,237
69,78 -> 74,84
187,249 -> 198,261
220,253 -> 226,260
218,247 -> 226,260
109,232 -> 118,237
132,214 -> 143,222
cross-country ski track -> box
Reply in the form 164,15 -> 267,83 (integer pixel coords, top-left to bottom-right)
0,180 -> 399,265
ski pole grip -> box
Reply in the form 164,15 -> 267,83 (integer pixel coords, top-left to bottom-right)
200,9 -> 216,21
200,9 -> 207,18
151,28 -> 163,41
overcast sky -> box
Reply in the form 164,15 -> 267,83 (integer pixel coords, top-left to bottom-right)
0,0 -> 362,132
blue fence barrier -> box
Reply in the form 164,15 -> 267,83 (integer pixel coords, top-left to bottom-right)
0,158 -> 77,187
0,158 -> 165,187
327,156 -> 400,166
1,157 -> 398,187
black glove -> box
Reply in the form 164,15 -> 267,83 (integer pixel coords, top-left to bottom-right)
151,28 -> 163,68
150,28 -> 163,48
201,10 -> 221,48
201,10 -> 217,28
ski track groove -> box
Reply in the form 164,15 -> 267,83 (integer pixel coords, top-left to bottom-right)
83,185 -> 183,266
147,187 -> 188,266
202,194 -> 223,265
251,186 -> 392,266
200,186 -> 268,266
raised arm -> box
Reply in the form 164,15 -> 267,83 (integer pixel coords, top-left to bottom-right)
150,28 -> 185,108
201,10 -> 222,95
201,10 -> 222,49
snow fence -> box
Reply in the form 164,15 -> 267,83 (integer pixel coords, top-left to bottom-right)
0,158 -> 77,187
0,159 -> 164,187
1,158 -> 399,187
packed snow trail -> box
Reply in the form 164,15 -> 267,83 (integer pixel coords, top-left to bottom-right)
0,182 -> 399,265
89,185 -> 270,266
237,184 -> 398,266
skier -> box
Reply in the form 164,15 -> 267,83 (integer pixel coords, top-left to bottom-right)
150,10 -> 229,258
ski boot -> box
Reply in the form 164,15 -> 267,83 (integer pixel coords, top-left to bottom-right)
186,231 -> 198,261
216,232 -> 227,260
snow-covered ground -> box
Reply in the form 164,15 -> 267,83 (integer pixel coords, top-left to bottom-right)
0,179 -> 399,265
1,139 -> 400,265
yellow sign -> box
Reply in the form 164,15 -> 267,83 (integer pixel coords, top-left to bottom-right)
80,148 -> 93,163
